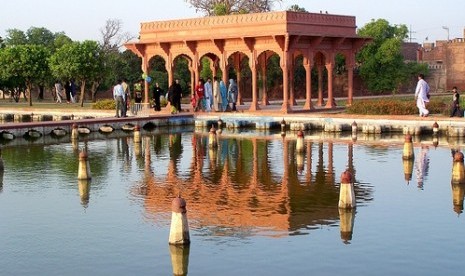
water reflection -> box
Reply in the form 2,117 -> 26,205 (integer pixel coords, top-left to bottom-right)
135,132 -> 374,237
169,244 -> 190,276
78,179 -> 91,208
414,145 -> 430,189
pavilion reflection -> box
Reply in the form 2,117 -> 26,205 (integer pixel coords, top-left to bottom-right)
133,133 -> 372,237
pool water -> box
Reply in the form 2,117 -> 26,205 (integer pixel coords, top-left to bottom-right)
1,130 -> 465,276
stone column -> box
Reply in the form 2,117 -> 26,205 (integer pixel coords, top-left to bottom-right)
317,64 -> 324,107
249,53 -> 259,111
303,56 -> 313,110
325,54 -> 335,108
280,53 -> 291,113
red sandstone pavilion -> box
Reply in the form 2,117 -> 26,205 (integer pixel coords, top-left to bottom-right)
125,11 -> 370,113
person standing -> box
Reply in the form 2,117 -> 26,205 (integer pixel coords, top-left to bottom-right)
113,79 -> 125,118
414,74 -> 430,117
134,79 -> 143,104
213,77 -> 221,112
121,78 -> 130,117
195,79 -> 205,112
173,79 -> 183,112
54,80 -> 63,104
219,80 -> 228,112
70,80 -> 77,103
204,77 -> 213,112
450,86 -> 462,117
228,79 -> 238,111
64,80 -> 72,104
152,82 -> 163,111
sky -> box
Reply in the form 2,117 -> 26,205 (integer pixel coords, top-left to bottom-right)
1,0 -> 463,45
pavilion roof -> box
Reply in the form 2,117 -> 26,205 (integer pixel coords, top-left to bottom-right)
137,11 -> 360,44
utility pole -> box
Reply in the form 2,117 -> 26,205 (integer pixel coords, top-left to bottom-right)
442,26 -> 450,40
409,25 -> 416,42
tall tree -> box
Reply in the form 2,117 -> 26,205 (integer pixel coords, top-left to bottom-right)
185,0 -> 282,16
4,29 -> 28,46
0,45 -> 50,106
49,40 -> 104,106
357,19 -> 426,93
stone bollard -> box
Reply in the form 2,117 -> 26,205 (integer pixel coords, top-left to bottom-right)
403,158 -> 414,184
339,208 -> 355,244
402,134 -> 414,160
71,123 -> 79,140
280,118 -> 286,137
351,121 -> 358,134
452,152 -> 465,184
77,150 -> 92,180
134,125 -> 141,143
433,121 -> 439,135
338,170 -> 356,209
209,125 -> 218,148
169,195 -> 190,245
296,130 -> 304,153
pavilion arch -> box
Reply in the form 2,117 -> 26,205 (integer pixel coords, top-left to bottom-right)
125,11 -> 370,113
198,52 -> 222,85
257,50 -> 281,106
226,51 -> 252,106
147,55 -> 168,93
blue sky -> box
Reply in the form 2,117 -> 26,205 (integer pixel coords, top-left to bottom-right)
1,0 -> 463,44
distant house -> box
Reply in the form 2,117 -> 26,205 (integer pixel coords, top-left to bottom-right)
417,30 -> 465,92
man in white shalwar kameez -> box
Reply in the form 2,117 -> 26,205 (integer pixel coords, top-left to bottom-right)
415,74 -> 430,117
204,77 -> 213,112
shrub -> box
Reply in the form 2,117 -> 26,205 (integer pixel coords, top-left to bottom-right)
347,98 -> 447,115
92,99 -> 115,110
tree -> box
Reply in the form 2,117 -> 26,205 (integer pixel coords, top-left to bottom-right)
185,0 -> 282,16
49,40 -> 104,106
288,4 -> 307,12
0,45 -> 50,106
3,27 -> 73,100
357,19 -> 426,93
4,29 -> 28,46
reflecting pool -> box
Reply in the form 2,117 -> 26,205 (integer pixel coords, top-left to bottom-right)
1,129 -> 465,276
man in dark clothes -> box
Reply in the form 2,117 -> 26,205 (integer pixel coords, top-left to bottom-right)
152,82 -> 163,111
171,79 -> 183,113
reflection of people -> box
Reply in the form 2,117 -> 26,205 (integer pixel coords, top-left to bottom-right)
414,74 -> 430,117
415,145 -> 430,189
450,87 -> 462,117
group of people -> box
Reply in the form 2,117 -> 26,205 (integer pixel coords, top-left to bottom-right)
415,74 -> 462,118
193,77 -> 238,112
113,78 -> 147,118
54,80 -> 77,104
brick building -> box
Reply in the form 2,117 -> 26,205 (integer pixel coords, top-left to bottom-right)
418,30 -> 465,92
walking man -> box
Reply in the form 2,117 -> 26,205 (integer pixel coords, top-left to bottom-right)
414,74 -> 430,117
